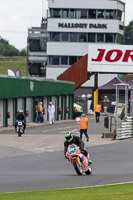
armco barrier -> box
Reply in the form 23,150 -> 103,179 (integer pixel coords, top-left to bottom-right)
116,116 -> 133,140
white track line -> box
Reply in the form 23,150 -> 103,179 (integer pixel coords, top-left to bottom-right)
3,181 -> 133,194
42,126 -> 78,133
64,181 -> 133,190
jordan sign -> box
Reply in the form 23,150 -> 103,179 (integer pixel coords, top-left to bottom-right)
88,44 -> 133,73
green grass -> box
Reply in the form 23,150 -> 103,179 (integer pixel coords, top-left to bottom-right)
0,183 -> 133,200
0,57 -> 26,76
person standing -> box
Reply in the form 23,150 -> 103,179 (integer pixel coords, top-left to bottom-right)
38,102 -> 43,123
94,104 -> 101,123
103,96 -> 110,115
78,113 -> 89,141
35,102 -> 39,122
48,102 -> 55,124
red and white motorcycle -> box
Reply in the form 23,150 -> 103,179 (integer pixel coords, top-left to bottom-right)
66,144 -> 92,175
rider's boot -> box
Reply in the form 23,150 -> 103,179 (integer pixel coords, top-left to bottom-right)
87,153 -> 92,165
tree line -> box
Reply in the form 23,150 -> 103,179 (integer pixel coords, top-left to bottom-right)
124,21 -> 133,45
0,37 -> 26,56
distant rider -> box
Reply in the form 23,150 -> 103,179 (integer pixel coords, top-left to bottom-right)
14,110 -> 26,132
64,131 -> 92,164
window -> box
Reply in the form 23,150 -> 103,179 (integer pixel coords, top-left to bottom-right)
97,10 -> 105,18
89,10 -> 96,18
61,56 -> 68,65
119,25 -> 124,30
117,10 -> 122,20
75,10 -> 80,18
116,34 -> 123,44
62,9 -> 69,18
61,32 -> 69,41
49,9 -> 53,17
29,40 -> 40,51
52,56 -> 59,65
52,32 -> 60,41
88,33 -> 95,42
97,33 -> 104,42
79,9 -> 88,18
70,33 -> 79,42
53,9 -> 61,18
40,39 -> 46,51
106,33 -> 114,43
70,9 -> 75,18
79,33 -> 87,42
69,56 -> 77,65
106,10 -> 115,19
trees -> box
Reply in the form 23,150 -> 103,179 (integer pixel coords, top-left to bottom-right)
0,43 -> 20,56
124,21 -> 133,45
19,48 -> 26,56
0,37 -> 9,45
0,36 -> 26,56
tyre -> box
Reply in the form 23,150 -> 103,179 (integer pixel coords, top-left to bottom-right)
85,166 -> 92,175
18,127 -> 21,137
73,158 -> 83,175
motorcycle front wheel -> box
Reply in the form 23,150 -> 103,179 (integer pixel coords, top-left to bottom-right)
18,127 -> 21,137
73,158 -> 83,175
85,165 -> 92,175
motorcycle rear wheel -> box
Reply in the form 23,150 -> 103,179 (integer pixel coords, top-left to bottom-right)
73,158 -> 83,175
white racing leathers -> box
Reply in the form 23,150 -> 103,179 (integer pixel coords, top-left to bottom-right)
48,105 -> 55,124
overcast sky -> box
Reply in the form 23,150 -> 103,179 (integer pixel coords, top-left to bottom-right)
0,0 -> 132,50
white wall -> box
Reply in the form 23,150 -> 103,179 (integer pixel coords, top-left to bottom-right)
26,98 -> 33,122
59,96 -> 62,120
46,67 -> 67,79
47,42 -> 88,56
8,99 -> 13,126
0,99 -> 3,127
48,0 -> 125,11
17,98 -> 24,111
66,95 -> 69,120
51,96 -> 57,120
82,74 -> 117,87
43,96 -> 48,121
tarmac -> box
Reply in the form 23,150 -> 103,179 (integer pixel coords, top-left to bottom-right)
0,117 -> 118,154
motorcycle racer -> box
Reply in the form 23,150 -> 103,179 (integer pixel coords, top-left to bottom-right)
64,131 -> 92,164
14,110 -> 26,132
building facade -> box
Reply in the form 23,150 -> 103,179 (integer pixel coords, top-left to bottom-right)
27,18 -> 48,77
0,76 -> 74,127
46,0 -> 125,85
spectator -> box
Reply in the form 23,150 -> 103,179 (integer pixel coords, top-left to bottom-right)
38,102 -> 43,123
48,102 -> 55,124
35,102 -> 39,122
104,96 -> 110,115
78,113 -> 89,142
94,104 -> 101,123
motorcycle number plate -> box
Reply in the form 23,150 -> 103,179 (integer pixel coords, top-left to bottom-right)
18,122 -> 22,125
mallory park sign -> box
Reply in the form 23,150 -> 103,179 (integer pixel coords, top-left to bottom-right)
58,23 -> 107,29
88,44 -> 133,74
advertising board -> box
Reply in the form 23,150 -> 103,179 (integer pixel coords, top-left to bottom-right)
88,44 -> 133,73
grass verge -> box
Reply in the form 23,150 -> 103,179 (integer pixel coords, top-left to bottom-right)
0,57 -> 26,76
0,183 -> 133,200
